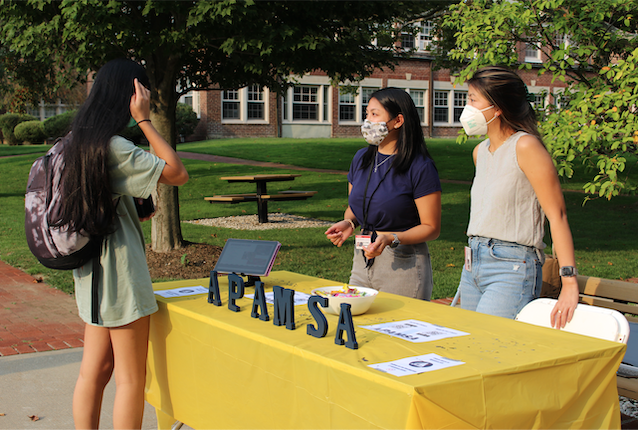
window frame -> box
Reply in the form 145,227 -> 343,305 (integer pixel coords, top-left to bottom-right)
221,86 -> 269,123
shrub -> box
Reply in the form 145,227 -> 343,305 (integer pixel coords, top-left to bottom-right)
43,110 -> 76,140
176,102 -> 199,141
14,120 -> 47,144
0,113 -> 38,145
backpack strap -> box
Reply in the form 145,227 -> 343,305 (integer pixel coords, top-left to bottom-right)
91,256 -> 100,324
90,236 -> 105,325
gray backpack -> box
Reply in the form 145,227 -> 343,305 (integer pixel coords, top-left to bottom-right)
25,134 -> 103,323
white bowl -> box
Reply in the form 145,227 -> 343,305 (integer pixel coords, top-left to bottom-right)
311,285 -> 378,316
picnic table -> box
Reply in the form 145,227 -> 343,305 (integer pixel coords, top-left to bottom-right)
205,174 -> 317,223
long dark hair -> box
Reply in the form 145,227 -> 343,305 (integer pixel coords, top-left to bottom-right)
361,87 -> 432,174
54,58 -> 151,237
468,66 -> 543,144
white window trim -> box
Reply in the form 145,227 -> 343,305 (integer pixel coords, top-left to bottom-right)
221,86 -> 269,124
179,90 -> 201,119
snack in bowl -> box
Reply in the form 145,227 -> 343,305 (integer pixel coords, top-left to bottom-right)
311,285 -> 378,315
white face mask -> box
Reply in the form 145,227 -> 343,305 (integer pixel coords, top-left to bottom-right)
361,119 -> 389,146
459,105 -> 497,136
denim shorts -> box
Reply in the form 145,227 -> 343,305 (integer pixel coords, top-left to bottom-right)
349,242 -> 433,300
458,236 -> 543,319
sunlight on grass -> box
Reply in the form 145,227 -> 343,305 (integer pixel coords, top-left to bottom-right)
2,138 -> 637,299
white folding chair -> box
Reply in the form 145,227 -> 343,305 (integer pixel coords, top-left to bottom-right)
515,298 -> 630,344
450,287 -> 461,307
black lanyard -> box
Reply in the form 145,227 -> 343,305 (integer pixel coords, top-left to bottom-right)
361,154 -> 392,233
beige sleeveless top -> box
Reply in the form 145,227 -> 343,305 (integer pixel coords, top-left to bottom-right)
466,131 -> 546,249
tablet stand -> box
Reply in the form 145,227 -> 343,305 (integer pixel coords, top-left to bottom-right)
242,274 -> 261,287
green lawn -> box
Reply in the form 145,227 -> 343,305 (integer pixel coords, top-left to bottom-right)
1,138 -> 637,300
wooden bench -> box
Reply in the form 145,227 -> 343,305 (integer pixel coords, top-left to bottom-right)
576,275 -> 638,400
205,191 -> 317,222
205,191 -> 317,203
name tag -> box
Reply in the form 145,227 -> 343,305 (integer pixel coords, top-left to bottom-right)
355,235 -> 372,250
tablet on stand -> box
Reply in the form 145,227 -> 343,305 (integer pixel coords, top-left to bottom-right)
213,238 -> 281,286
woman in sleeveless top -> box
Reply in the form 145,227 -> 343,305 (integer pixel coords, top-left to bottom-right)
457,66 -> 579,325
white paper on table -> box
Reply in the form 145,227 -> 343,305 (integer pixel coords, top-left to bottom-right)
361,319 -> 469,343
245,291 -> 312,306
154,286 -> 208,298
369,353 -> 464,377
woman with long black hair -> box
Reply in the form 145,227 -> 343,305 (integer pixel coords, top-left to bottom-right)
326,87 -> 441,300
58,58 -> 188,429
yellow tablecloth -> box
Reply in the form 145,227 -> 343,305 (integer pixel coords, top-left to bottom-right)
145,271 -> 625,429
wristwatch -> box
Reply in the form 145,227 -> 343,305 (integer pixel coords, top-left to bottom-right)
389,233 -> 400,249
559,266 -> 578,277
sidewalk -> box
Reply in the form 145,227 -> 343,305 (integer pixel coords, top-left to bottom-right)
0,261 -> 159,429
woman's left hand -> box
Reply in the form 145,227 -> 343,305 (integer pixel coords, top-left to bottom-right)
363,234 -> 391,259
130,78 -> 151,123
550,277 -> 580,329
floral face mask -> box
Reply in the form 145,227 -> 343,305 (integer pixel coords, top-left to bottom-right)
360,119 -> 389,146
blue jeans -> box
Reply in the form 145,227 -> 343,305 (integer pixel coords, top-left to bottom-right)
459,236 -> 543,319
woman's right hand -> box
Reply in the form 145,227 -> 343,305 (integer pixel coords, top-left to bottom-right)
325,220 -> 354,247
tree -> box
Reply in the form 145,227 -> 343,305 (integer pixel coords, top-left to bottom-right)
0,0 -> 450,251
437,0 -> 638,200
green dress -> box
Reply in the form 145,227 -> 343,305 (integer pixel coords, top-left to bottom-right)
73,136 -> 166,327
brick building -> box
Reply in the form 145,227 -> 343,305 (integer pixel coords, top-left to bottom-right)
191,40 -> 569,140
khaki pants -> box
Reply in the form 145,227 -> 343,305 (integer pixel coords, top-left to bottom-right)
349,242 -> 433,300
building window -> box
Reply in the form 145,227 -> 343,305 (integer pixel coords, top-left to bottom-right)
525,43 -> 542,63
532,94 -> 546,110
222,90 -> 240,120
339,92 -> 355,121
453,92 -> 467,122
361,87 -> 378,121
555,92 -> 570,110
221,86 -> 268,122
293,86 -> 318,120
434,91 -> 449,122
419,21 -> 434,51
410,90 -> 426,123
44,106 -> 57,119
28,106 -> 39,118
401,32 -> 415,50
247,85 -> 264,120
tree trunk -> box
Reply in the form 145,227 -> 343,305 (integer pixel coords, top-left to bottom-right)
146,55 -> 185,252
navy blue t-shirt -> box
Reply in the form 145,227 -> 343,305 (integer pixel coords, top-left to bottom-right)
347,148 -> 441,232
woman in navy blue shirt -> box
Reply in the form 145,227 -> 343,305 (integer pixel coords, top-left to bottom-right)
326,87 -> 442,300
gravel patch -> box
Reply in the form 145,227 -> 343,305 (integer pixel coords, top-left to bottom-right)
185,213 -> 334,230
621,396 -> 638,418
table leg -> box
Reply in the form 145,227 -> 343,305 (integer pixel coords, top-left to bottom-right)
154,408 -> 179,430
256,181 -> 268,223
